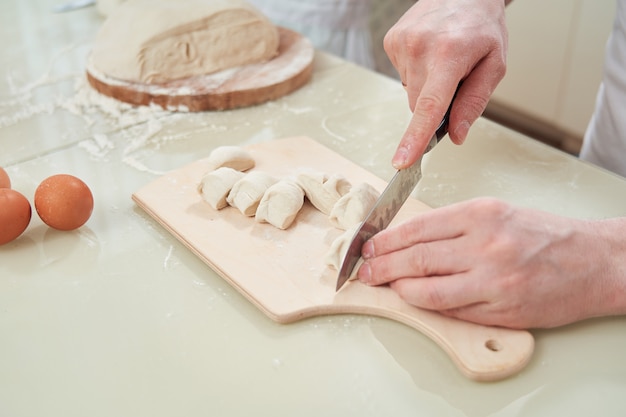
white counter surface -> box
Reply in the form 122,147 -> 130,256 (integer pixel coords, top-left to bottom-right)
2,1 -> 626,416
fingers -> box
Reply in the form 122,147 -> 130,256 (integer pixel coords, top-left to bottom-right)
383,0 -> 508,168
359,237 -> 471,283
392,63 -> 507,168
438,307 -> 529,329
361,203 -> 467,259
388,273 -> 487,311
392,77 -> 459,168
355,199 -> 499,311
447,58 -> 507,145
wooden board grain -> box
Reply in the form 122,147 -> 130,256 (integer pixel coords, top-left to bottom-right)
86,27 -> 313,111
132,136 -> 534,381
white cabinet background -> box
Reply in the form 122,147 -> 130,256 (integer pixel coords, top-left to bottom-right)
487,0 -> 616,154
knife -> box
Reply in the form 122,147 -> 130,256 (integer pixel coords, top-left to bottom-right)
335,96 -> 455,291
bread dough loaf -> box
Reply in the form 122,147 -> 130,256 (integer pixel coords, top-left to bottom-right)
91,0 -> 280,83
329,182 -> 380,230
198,167 -> 245,210
296,171 -> 351,215
255,179 -> 304,229
227,171 -> 277,216
207,146 -> 255,172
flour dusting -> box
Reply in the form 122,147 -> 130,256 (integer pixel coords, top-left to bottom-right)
1,49 -> 194,173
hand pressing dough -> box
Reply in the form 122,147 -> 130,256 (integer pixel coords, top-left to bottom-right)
329,182 -> 380,230
255,179 -> 305,229
197,167 -> 245,210
227,171 -> 278,216
296,171 -> 351,215
207,146 -> 255,172
91,0 -> 279,83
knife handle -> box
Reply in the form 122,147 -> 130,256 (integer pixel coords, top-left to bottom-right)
434,106 -> 452,142
433,82 -> 462,143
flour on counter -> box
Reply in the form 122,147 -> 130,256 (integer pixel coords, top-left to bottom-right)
0,102 -> 56,128
78,133 -> 114,159
1,54 -> 195,173
69,77 -> 193,170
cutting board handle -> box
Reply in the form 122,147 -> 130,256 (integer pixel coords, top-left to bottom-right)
333,283 -> 534,382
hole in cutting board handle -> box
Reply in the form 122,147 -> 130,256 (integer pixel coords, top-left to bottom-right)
485,339 -> 503,352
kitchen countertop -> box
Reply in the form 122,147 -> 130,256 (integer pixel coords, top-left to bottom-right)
2,1 -> 626,416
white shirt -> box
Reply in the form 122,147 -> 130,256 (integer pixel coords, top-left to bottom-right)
246,0 -> 375,70
580,0 -> 626,177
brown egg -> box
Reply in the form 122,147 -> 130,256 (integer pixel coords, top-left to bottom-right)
0,167 -> 10,189
0,188 -> 32,245
35,174 -> 94,231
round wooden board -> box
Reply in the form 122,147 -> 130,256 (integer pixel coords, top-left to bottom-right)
86,27 -> 314,111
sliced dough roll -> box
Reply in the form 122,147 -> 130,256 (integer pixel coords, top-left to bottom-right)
255,179 -> 305,230
329,182 -> 380,230
207,145 -> 255,172
198,167 -> 245,210
296,171 -> 351,215
325,226 -> 363,282
227,171 -> 277,216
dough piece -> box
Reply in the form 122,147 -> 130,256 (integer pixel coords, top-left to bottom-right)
197,167 -> 245,210
91,0 -> 280,83
207,146 -> 255,172
227,171 -> 278,216
296,171 -> 351,215
255,179 -> 305,229
325,226 -> 363,282
329,182 -> 380,230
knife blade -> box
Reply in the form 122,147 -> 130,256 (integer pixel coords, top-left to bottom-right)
335,99 -> 454,292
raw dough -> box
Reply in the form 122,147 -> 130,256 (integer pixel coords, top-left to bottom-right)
325,227 -> 355,270
296,171 -> 351,215
197,167 -> 245,210
227,171 -> 277,216
325,226 -> 363,282
329,182 -> 380,230
91,0 -> 280,83
255,179 -> 304,229
207,145 -> 255,171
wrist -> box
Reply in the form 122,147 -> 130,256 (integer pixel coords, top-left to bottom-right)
590,218 -> 626,317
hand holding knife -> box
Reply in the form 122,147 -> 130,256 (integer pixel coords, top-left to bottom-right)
335,87 -> 458,291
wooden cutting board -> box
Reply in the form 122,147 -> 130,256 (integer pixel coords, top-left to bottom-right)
132,136 -> 534,381
86,27 -> 313,111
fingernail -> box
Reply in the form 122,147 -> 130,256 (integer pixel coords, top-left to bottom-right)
453,121 -> 470,144
358,262 -> 371,283
392,147 -> 408,169
362,240 -> 374,259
